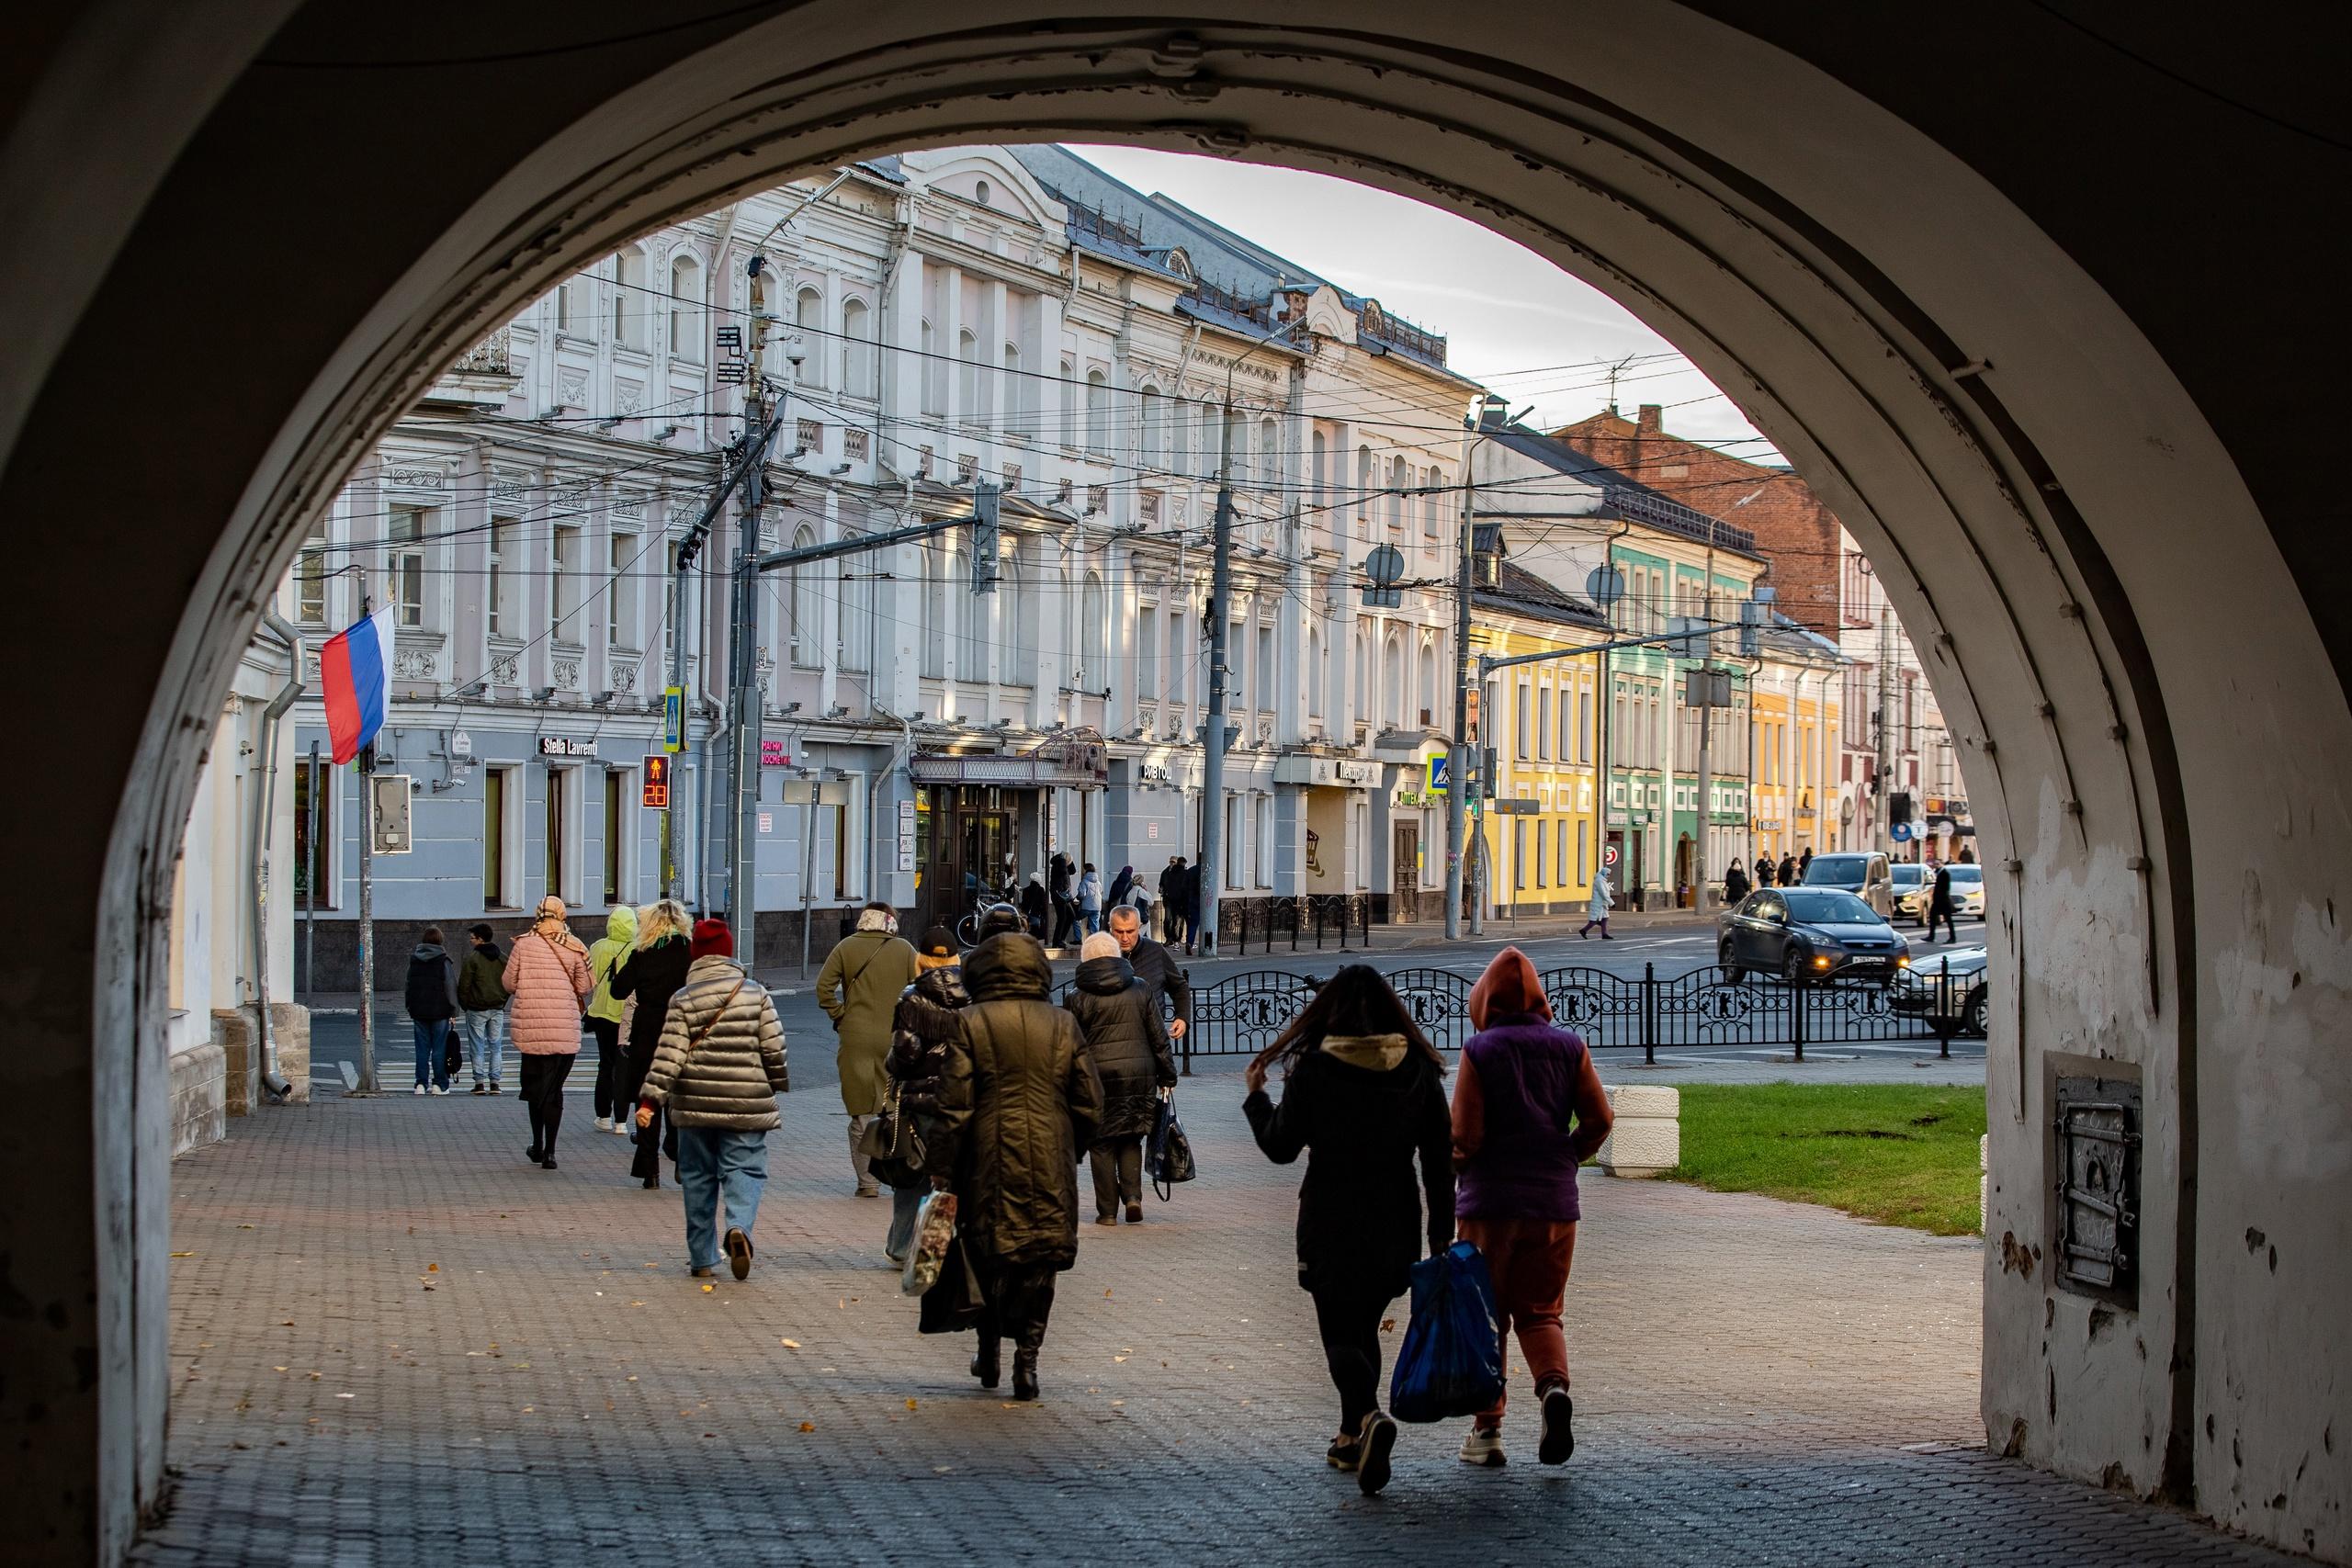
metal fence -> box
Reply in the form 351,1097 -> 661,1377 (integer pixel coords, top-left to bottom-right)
1160,959 -> 1977,1071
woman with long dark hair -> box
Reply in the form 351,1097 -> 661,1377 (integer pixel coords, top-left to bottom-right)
1243,964 -> 1453,1496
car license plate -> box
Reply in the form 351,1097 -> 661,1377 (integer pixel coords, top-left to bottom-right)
1849,956 -> 1888,969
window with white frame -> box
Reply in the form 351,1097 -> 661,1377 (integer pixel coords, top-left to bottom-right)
1306,626 -> 1322,719
1256,624 -> 1274,718
606,526 -> 638,648
842,298 -> 873,397
488,517 -> 515,638
1225,793 -> 1244,888
789,525 -> 820,668
796,287 -> 825,387
1060,358 -> 1078,448
1253,793 -> 1273,887
1417,642 -> 1436,728
922,543 -> 948,679
1259,416 -> 1279,491
386,507 -> 428,629
1515,681 -> 1532,760
1085,370 -> 1110,456
922,321 -> 946,415
669,253 -> 703,362
1382,634 -> 1403,728
999,342 -> 1019,433
1136,604 -> 1157,702
614,249 -> 647,348
550,525 -> 582,641
1139,387 -> 1162,471
956,547 -> 988,682
1001,545 -> 1034,686
1355,445 -> 1374,523
1080,571 -> 1106,688
295,514 -> 331,625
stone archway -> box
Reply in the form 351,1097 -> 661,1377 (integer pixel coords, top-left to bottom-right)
3,6 -> 2345,1562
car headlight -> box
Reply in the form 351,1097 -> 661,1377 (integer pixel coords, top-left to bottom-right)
1896,953 -> 1911,967
1813,954 -> 1831,969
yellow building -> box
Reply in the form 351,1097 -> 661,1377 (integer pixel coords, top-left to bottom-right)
1470,558 -> 1610,917
1747,622 -> 1844,867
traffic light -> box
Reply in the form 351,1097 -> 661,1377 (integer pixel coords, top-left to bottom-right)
969,481 -> 1001,593
1889,790 -> 1914,827
642,755 -> 672,809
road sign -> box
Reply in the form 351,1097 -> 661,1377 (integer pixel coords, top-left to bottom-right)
1362,545 -> 1405,608
1892,820 -> 1914,842
641,755 -> 671,809
1602,843 -> 1620,868
1427,752 -> 1450,793
662,686 -> 684,752
1587,563 -> 1624,606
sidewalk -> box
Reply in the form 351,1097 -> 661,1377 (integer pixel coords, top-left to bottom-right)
139,1083 -> 2290,1566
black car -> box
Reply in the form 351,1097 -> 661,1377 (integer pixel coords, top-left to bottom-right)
1717,887 -> 1911,984
1891,944 -> 1990,1036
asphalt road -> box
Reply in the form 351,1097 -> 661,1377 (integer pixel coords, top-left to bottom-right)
307,915 -> 1989,1092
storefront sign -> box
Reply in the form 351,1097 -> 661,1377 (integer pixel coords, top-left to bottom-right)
897,799 -> 916,873
760,739 -> 792,768
912,752 -> 1105,787
1394,787 -> 1438,810
538,737 -> 596,757
1274,755 -> 1379,788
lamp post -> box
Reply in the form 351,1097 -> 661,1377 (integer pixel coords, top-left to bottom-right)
1446,393 -> 1512,942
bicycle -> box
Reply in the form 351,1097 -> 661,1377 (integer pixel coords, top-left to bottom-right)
953,883 -> 1022,949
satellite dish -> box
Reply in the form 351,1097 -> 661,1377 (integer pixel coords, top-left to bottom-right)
1587,564 -> 1625,605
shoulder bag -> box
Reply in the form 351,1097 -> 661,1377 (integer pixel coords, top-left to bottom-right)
1148,1087 -> 1197,1199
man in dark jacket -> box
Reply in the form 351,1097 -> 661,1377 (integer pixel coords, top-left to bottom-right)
1158,856 -> 1188,947
1777,853 -> 1798,887
1019,874 -> 1050,942
403,928 -> 460,1095
1107,904 -> 1191,1047
933,931 -> 1103,1402
1063,931 -> 1177,1224
1181,860 -> 1204,954
1925,863 -> 1959,943
456,923 -> 509,1094
1048,851 -> 1079,948
882,925 -> 970,1264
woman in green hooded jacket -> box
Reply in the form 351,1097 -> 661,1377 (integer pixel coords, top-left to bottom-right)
586,904 -> 638,1134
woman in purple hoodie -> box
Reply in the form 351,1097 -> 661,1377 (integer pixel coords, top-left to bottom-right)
1452,945 -> 1613,1470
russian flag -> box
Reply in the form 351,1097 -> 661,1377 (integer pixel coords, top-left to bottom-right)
320,604 -> 396,765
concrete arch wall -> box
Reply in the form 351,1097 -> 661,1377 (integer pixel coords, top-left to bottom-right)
2,5 -> 2345,1561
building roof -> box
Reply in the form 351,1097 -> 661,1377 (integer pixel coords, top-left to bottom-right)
1475,560 -> 1612,633
1490,424 -> 1761,558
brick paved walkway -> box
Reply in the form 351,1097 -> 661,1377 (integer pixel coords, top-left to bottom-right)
142,1080 -> 2293,1566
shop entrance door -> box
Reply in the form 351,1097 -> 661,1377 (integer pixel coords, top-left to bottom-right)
1393,823 -> 1420,921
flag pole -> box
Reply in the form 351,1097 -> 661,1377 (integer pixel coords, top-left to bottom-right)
351,592 -> 379,1096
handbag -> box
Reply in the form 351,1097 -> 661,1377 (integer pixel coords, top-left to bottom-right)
917,1230 -> 986,1334
1147,1089 -> 1197,1199
442,1028 -> 462,1079
1388,1240 -> 1506,1424
856,1079 -> 922,1172
899,1190 -> 956,1295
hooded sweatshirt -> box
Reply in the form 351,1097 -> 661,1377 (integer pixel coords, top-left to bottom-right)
1453,946 -> 1612,1223
585,904 -> 639,1023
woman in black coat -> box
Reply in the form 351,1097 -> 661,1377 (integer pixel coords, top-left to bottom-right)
1244,964 -> 1453,1496
1062,931 -> 1176,1225
883,926 -> 970,1264
610,899 -> 694,1190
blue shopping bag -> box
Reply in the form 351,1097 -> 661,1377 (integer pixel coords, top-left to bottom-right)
1388,1240 -> 1505,1423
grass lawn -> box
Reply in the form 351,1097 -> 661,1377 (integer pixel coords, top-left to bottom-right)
1663,1083 -> 1987,1236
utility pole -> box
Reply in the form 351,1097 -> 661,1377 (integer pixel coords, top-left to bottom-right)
352,590 -> 379,1096
721,254 -> 782,961
1874,604 -> 1895,855
1199,405 -> 1235,958
665,514 -> 695,901
1694,664 -> 1714,919
1445,421 -> 1476,942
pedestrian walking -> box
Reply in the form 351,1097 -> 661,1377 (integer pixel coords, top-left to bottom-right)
502,895 -> 592,1169
931,930 -> 1103,1402
456,922 -> 509,1094
611,899 -> 693,1190
883,925 -> 968,1264
1925,863 -> 1959,942
817,901 -> 919,1198
585,904 -> 638,1134
403,927 -> 459,1095
1182,860 -> 1204,954
1077,863 -> 1103,937
1242,964 -> 1453,1496
1578,869 -> 1613,940
1723,860 -> 1751,905
1106,903 -> 1191,1052
1754,853 -> 1774,894
1159,855 -> 1188,947
1049,851 -> 1080,948
1778,852 -> 1798,887
1063,931 -> 1177,1224
633,918 -> 789,1280
1106,863 -> 1136,912
1798,846 -> 1814,879
1450,946 -> 1614,1469
1020,874 -> 1050,941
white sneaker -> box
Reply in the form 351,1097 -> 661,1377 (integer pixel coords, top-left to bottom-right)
594,1116 -> 612,1133
412,1084 -> 426,1096
1458,1427 -> 1507,1468
612,1120 -> 630,1136
428,1085 -> 447,1096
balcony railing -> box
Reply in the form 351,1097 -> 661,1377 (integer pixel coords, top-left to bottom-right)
1605,485 -> 1757,555
450,326 -> 512,377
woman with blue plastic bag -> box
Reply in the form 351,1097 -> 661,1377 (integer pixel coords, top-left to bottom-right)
1243,965 -> 1453,1496
1450,946 -> 1614,1468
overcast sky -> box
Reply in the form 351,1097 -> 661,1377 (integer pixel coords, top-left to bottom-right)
1066,144 -> 1779,461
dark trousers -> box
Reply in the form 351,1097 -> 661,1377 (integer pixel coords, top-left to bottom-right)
1161,903 -> 1185,945
977,1260 -> 1059,1359
616,1040 -> 663,1180
1052,896 -> 1078,946
587,1017 -> 622,1118
1311,1283 -> 1396,1434
518,1053 -> 576,1154
1089,1136 -> 1145,1215
1926,903 -> 1958,942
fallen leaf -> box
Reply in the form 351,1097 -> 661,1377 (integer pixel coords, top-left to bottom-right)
426,1263 -> 439,1272
905,1398 -> 919,1411
522,1405 -> 535,1413
1114,1356 -> 1129,1363
798,1422 -> 815,1433
701,1284 -> 714,1293
780,1338 -> 801,1349
237,1224 -> 255,1231
1380,1319 -> 1396,1332
336,1393 -> 356,1401
1104,1289 -> 1113,1298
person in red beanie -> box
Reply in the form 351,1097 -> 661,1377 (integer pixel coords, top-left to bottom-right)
1451,945 -> 1613,1469
635,917 -> 790,1280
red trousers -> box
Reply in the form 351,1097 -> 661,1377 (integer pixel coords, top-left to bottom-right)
1457,1215 -> 1578,1426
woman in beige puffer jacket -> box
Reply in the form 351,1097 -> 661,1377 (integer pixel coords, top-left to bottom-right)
503,895 -> 591,1168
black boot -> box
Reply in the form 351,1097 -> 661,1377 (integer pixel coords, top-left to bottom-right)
971,1333 -> 1001,1390
1012,1348 -> 1039,1402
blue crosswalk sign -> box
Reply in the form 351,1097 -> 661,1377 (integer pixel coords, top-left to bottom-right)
1428,754 -> 1449,793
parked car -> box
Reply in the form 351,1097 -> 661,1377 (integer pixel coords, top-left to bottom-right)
1894,861 -> 1988,923
1802,851 -> 1894,917
1717,887 -> 1912,984
1891,943 -> 1989,1035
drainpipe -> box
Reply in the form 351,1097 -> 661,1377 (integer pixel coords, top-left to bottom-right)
250,608 -> 303,1101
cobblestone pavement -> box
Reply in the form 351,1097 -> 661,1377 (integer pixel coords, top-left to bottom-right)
142,1080 -> 2290,1567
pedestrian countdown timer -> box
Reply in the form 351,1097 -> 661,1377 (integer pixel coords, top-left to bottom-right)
641,755 -> 672,810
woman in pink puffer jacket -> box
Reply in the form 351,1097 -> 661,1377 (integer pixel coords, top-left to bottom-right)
503,896 -> 592,1168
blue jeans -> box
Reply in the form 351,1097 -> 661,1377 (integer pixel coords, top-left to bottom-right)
411,1018 -> 451,1089
887,1183 -> 925,1260
675,1126 -> 769,1271
461,1008 -> 505,1085
1081,908 -> 1102,936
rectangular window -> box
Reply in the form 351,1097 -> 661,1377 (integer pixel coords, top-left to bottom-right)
544,769 -> 566,905
1252,794 -> 1272,887
1513,820 -> 1528,890
551,525 -> 581,640
1537,686 -> 1552,760
603,771 -> 623,906
483,767 -> 511,908
1534,820 -> 1547,887
607,530 -> 638,648
389,507 -> 427,628
1136,605 -> 1156,702
1577,818 -> 1589,886
296,516 -> 330,625
1515,682 -> 1532,761
1225,794 -> 1244,889
487,518 -> 513,638
1257,626 -> 1274,717
831,803 -> 851,900
293,755 -> 333,907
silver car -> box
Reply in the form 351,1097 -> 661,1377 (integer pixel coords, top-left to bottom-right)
1802,851 -> 1894,917
1891,944 -> 1989,1035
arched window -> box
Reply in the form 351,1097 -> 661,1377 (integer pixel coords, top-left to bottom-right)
1080,570 -> 1105,685
1085,369 -> 1110,457
841,299 -> 873,397
922,541 -> 946,678
956,330 -> 979,420
1388,456 -> 1409,530
922,321 -> 944,415
794,287 -> 824,386
788,525 -> 820,668
1000,342 -> 1019,432
1311,429 -> 1329,514
1418,642 -> 1438,727
1353,630 -> 1370,726
1259,416 -> 1280,490
560,272 -> 594,339
1139,387 -> 1162,472
1425,467 -> 1445,537
1355,445 -> 1374,520
613,249 -> 647,347
1002,544 -> 1036,686
1382,633 -> 1404,727
669,254 -> 703,363
1306,627 -> 1323,718
837,529 -> 870,673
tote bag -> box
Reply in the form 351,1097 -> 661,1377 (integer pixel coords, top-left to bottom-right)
1388,1240 -> 1505,1423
